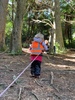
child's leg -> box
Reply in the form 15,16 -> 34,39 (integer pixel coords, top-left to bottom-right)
34,60 -> 41,76
31,61 -> 35,76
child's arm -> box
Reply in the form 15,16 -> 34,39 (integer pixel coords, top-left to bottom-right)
42,41 -> 48,51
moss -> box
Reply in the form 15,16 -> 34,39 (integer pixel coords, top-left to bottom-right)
10,49 -> 22,55
0,45 -> 8,52
55,42 -> 66,54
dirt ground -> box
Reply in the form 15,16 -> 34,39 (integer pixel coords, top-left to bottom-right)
0,49 -> 75,100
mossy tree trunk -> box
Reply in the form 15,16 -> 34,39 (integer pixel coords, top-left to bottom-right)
0,0 -> 8,50
11,0 -> 27,54
55,0 -> 64,50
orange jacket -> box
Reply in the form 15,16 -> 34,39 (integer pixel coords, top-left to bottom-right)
30,41 -> 44,55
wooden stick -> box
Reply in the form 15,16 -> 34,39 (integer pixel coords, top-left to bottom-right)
18,87 -> 22,100
50,71 -> 54,85
30,92 -> 39,100
35,79 -> 43,87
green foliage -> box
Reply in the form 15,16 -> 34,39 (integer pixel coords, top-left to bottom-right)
22,42 -> 29,48
63,25 -> 75,48
5,22 -> 13,47
55,42 -> 66,54
71,40 -> 75,48
5,22 -> 13,34
0,45 -> 9,53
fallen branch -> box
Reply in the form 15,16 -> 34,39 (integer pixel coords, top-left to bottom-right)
51,84 -> 59,92
30,92 -> 39,100
40,78 -> 49,81
53,93 -> 61,99
50,71 -> 54,85
35,79 -> 43,87
18,87 -> 22,100
50,72 -> 59,92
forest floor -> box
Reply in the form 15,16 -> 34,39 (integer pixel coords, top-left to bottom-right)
0,48 -> 75,100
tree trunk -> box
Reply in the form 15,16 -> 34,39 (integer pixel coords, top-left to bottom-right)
49,30 -> 54,54
64,14 -> 72,47
0,0 -> 8,50
54,0 -> 64,50
11,0 -> 27,54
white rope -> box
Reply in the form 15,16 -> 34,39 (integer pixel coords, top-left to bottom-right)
0,54 -> 39,97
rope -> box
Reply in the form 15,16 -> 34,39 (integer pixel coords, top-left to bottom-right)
0,54 -> 39,97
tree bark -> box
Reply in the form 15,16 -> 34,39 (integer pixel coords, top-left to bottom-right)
0,0 -> 8,50
55,0 -> 64,49
11,0 -> 27,54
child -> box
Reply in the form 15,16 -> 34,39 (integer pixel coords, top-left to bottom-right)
29,32 -> 48,78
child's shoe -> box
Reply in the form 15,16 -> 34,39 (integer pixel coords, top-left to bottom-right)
30,74 -> 35,78
34,76 -> 40,78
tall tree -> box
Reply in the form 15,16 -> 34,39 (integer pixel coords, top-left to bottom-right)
0,0 -> 8,50
11,0 -> 27,54
54,0 -> 64,50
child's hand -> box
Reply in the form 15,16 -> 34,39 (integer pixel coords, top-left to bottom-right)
45,40 -> 48,45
